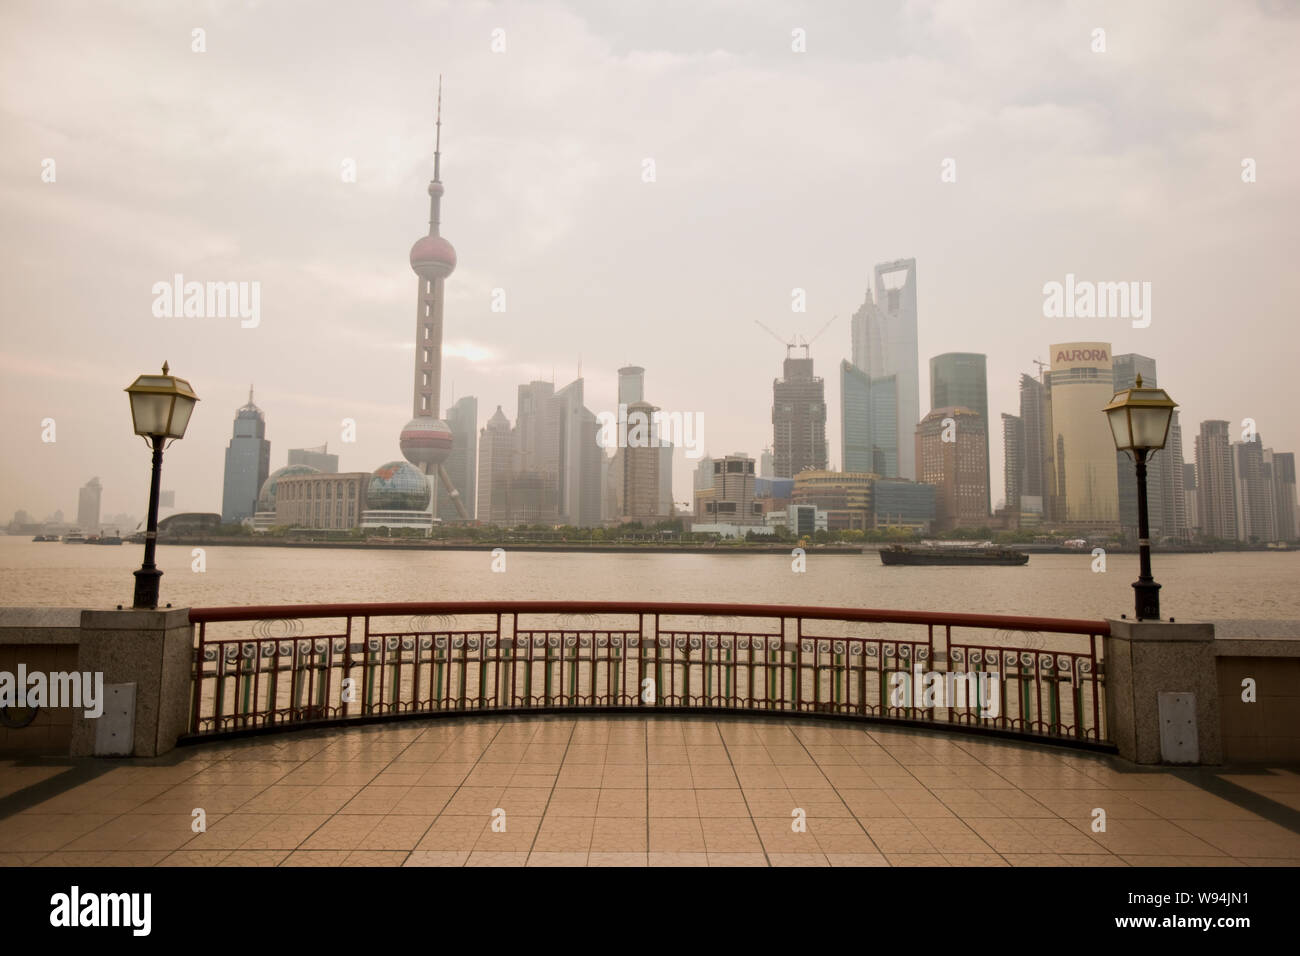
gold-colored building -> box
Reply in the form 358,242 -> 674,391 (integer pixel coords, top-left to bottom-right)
1047,342 -> 1119,528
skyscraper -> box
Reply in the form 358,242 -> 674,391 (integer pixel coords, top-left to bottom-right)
1001,413 -> 1023,516
850,259 -> 919,479
772,354 -> 827,478
1160,411 -> 1189,540
623,400 -> 661,519
554,377 -> 602,528
617,366 -> 644,407
476,406 -> 515,525
439,396 -> 477,521
221,388 -> 271,524
1195,420 -> 1237,541
916,407 -> 988,531
1047,343 -> 1118,527
1183,463 -> 1200,537
77,477 -> 101,533
930,353 -> 989,516
1112,354 -> 1164,538
1271,451 -> 1298,541
1017,373 -> 1050,518
1233,436 -> 1273,542
399,80 -> 468,524
840,360 -> 897,476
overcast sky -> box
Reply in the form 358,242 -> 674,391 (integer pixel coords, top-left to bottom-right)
2,0 -> 1298,523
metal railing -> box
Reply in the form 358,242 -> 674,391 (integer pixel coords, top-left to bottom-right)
187,602 -> 1110,746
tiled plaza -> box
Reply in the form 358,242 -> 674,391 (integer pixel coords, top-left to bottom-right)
1,715 -> 1298,867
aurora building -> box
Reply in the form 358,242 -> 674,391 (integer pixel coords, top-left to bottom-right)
1046,343 -> 1119,528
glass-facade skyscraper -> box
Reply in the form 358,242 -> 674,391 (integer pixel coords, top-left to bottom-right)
850,259 -> 919,479
221,389 -> 271,525
840,360 -> 897,476
930,352 -> 989,516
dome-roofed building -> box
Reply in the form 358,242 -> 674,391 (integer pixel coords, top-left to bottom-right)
257,465 -> 322,512
252,464 -> 321,532
361,460 -> 435,531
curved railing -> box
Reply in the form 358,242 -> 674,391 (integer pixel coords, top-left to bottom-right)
187,602 -> 1110,747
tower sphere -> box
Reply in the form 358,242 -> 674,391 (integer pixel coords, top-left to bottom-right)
399,416 -> 454,468
410,234 -> 456,279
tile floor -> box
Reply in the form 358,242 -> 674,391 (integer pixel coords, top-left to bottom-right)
1,715 -> 1298,867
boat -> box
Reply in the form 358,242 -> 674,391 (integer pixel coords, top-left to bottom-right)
32,534 -> 60,542
62,529 -> 87,544
880,544 -> 1029,566
91,531 -> 124,545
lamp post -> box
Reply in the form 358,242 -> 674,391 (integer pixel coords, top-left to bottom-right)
1103,374 -> 1177,621
124,363 -> 199,609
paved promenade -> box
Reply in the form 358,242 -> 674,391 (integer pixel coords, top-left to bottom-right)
1,715 -> 1298,866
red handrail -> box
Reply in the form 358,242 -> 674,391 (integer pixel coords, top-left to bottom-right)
189,601 -> 1110,635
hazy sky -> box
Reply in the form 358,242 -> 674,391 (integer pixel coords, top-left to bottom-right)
2,0 -> 1298,523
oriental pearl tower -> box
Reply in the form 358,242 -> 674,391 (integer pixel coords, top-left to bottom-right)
399,78 -> 469,519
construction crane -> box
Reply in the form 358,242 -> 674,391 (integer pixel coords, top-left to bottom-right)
753,316 -> 837,358
1032,358 -> 1048,381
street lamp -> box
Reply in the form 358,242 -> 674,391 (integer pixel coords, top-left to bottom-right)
124,362 -> 199,609
1103,374 -> 1177,621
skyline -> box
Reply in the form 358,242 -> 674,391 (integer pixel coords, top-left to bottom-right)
3,0 -> 1299,521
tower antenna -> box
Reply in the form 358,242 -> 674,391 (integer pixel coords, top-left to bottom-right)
433,75 -> 443,183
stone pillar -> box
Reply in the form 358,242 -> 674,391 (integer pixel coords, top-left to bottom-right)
1105,619 -> 1221,765
71,608 -> 194,758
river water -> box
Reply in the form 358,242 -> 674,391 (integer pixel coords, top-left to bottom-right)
1,536 -> 1296,621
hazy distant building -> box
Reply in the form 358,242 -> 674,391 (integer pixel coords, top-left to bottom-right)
1195,421 -> 1237,541
221,388 -> 271,525
517,381 -> 558,488
1047,343 -> 1118,527
871,478 -> 936,532
1113,354 -> 1164,539
439,396 -> 477,521
1160,411 -> 1189,540
930,353 -> 990,516
1183,462 -> 1200,537
695,454 -> 761,525
77,477 -> 102,534
1233,437 -> 1273,542
1017,373 -> 1051,519
159,490 -> 175,509
617,366 -> 644,407
841,361 -> 898,477
554,378 -> 603,528
772,354 -> 828,478
476,406 -> 515,525
916,406 -> 988,531
1001,413 -> 1023,516
693,457 -> 715,508
791,470 -> 874,531
274,472 -> 369,530
622,400 -> 661,520
253,464 -> 321,532
1271,451 -> 1298,541
615,366 -> 670,520
759,448 -> 775,478
851,259 -> 919,479
658,444 -> 674,518
288,445 -> 339,474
